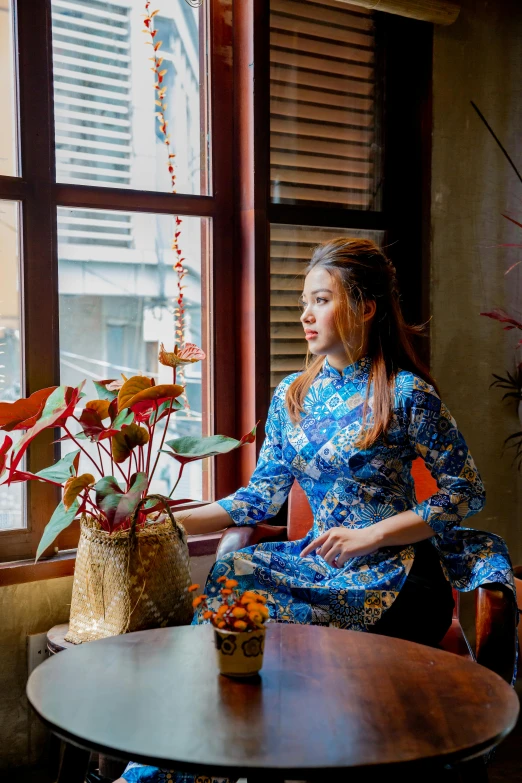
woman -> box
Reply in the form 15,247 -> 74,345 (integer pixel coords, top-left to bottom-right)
118,238 -> 514,783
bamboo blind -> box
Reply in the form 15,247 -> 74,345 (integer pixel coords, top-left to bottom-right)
270,0 -> 381,209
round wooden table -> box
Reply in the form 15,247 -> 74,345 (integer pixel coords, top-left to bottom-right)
27,624 -> 519,782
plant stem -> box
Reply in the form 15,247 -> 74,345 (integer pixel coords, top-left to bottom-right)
96,443 -> 104,476
145,405 -> 158,478
168,462 -> 185,499
127,455 -> 133,489
98,441 -> 127,483
147,402 -> 173,492
63,426 -> 103,475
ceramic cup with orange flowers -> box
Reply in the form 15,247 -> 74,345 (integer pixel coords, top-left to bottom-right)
189,578 -> 269,677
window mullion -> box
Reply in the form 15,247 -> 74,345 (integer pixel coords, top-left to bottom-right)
15,0 -> 66,558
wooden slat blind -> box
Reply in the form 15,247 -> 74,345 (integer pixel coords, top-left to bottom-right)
270,0 -> 381,208
269,225 -> 384,392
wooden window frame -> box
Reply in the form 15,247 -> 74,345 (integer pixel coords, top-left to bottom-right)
0,0 -> 237,564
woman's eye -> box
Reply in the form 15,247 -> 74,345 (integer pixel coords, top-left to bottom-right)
316,297 -> 327,304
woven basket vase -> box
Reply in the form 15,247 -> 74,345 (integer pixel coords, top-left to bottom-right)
65,499 -> 194,644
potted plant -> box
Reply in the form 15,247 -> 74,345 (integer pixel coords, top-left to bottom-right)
190,579 -> 269,677
0,344 -> 256,643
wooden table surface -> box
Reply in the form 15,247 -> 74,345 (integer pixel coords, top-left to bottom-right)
27,623 -> 519,781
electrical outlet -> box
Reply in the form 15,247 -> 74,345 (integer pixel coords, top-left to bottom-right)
27,632 -> 49,675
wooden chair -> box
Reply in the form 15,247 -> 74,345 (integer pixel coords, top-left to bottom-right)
217,458 -> 517,684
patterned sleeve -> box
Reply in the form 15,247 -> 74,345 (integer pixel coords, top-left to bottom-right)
406,376 -> 486,534
216,387 -> 295,526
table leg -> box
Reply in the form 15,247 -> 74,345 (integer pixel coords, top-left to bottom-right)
57,740 -> 91,783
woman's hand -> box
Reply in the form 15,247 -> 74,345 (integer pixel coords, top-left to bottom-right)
300,526 -> 380,567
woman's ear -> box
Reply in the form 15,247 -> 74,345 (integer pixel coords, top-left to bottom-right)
363,299 -> 377,322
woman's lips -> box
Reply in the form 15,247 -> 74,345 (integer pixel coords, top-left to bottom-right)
305,331 -> 318,340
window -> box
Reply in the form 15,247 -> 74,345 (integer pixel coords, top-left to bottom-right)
51,0 -> 207,194
0,0 -> 17,177
0,0 -> 233,562
268,0 -> 386,394
0,0 -> 431,564
58,208 -> 207,499
0,201 -> 23,531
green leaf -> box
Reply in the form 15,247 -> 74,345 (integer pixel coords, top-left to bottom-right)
35,450 -> 80,483
162,433 -> 247,465
93,379 -> 119,402
95,471 -> 148,530
111,408 -> 134,431
35,499 -> 80,562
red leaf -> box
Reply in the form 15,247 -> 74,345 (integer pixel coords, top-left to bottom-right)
0,435 -> 12,478
0,387 -> 58,432
9,385 -> 83,476
480,308 -> 522,331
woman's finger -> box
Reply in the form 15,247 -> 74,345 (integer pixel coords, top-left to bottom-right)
336,550 -> 353,568
300,532 -> 328,557
317,534 -> 336,560
322,543 -> 342,566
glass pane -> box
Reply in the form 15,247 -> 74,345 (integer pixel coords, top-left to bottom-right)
58,207 -> 207,501
0,0 -> 18,176
52,0 -> 207,194
270,0 -> 382,209
270,224 -> 385,392
0,201 -> 23,530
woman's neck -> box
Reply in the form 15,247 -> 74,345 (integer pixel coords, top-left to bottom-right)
326,349 -> 366,372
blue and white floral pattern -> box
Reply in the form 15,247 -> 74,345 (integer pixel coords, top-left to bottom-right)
121,762 -> 234,783
209,355 -> 514,630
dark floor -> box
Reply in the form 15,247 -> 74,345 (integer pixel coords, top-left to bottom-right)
4,682 -> 522,783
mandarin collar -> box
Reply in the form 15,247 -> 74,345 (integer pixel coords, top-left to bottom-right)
321,354 -> 372,382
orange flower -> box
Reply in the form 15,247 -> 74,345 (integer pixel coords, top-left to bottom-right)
188,584 -> 200,592
220,588 -> 232,596
225,579 -> 238,589
247,602 -> 269,618
218,621 -> 226,629
203,610 -> 213,620
192,595 -> 207,608
232,607 -> 247,618
217,605 -> 228,616
248,611 -> 263,624
233,620 -> 247,631
240,590 -> 265,604
216,576 -> 227,583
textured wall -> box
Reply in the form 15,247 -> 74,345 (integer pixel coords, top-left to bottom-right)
0,577 -> 74,769
0,554 -> 215,770
431,0 -> 522,568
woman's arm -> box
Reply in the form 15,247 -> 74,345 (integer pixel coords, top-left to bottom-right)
175,502 -> 234,536
177,383 -> 295,535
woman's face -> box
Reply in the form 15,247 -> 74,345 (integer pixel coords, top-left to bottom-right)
300,266 -> 372,365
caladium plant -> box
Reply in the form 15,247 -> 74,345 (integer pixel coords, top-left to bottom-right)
0,343 -> 256,560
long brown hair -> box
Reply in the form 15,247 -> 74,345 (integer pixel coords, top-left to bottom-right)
286,238 -> 439,448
